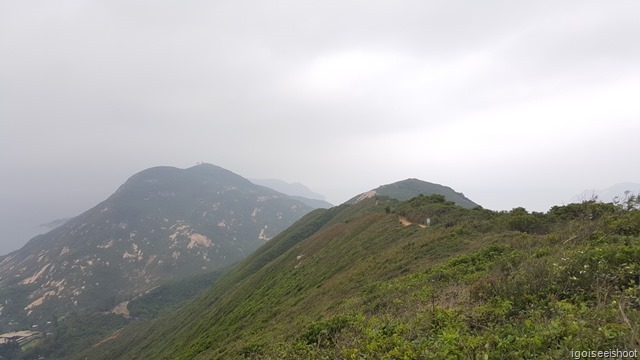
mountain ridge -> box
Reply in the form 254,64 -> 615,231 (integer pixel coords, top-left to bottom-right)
83,193 -> 640,359
0,164 -> 315,332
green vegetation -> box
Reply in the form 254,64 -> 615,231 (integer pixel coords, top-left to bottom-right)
9,312 -> 128,360
128,270 -> 224,319
81,194 -> 640,359
5,270 -> 224,359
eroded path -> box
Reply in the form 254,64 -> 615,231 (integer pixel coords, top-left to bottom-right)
398,216 -> 427,228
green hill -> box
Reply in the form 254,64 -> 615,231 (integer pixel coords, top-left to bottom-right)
347,178 -> 478,208
82,193 -> 640,359
0,164 -> 315,342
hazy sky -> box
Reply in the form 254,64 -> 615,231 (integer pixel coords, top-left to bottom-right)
2,0 -> 639,255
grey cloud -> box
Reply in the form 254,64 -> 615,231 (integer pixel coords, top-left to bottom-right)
1,0 -> 639,255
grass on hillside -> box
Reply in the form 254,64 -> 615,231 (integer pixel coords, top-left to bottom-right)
83,194 -> 640,359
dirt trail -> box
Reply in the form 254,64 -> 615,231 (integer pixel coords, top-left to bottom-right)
398,216 -> 427,228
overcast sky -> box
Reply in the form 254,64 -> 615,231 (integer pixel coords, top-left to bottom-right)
1,0 -> 639,255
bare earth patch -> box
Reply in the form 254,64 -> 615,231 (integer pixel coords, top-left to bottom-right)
112,301 -> 130,318
398,216 -> 427,228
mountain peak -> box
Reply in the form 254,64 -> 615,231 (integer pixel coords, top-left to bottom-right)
347,178 -> 478,208
0,164 -> 315,330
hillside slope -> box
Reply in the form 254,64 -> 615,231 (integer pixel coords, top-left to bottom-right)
86,194 -> 640,359
0,164 -> 313,332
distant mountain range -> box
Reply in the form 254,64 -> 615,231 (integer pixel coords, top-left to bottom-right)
572,182 -> 640,203
0,164 -> 315,331
39,218 -> 71,229
6,167 -> 634,359
0,171 -> 482,359
82,178 -> 640,359
250,178 -> 333,208
346,178 -> 478,208
32,180 -> 332,234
